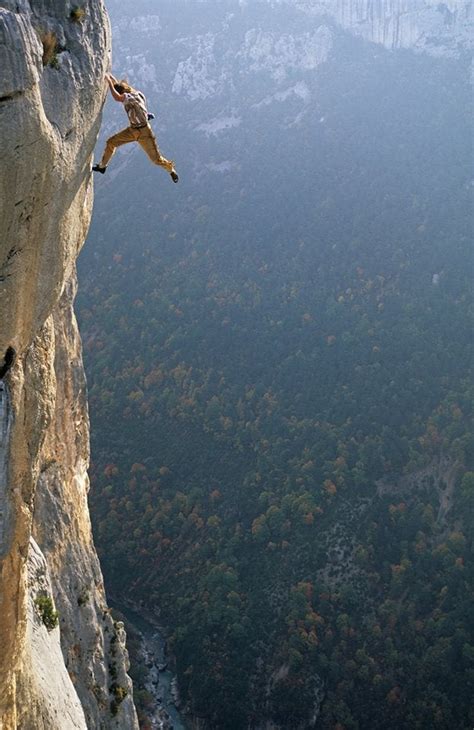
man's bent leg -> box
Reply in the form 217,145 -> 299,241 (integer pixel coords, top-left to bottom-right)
137,126 -> 175,173
99,127 -> 138,167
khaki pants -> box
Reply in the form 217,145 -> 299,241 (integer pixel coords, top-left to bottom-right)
100,124 -> 174,172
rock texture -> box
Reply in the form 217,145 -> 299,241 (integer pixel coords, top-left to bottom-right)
24,537 -> 87,729
0,2 -> 137,728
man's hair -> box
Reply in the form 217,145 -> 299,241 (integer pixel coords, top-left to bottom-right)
114,79 -> 132,94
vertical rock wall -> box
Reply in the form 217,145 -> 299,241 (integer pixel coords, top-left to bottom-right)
296,0 -> 472,55
0,2 -> 137,727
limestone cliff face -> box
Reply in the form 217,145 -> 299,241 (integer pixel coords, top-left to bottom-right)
294,0 -> 472,56
0,2 -> 137,728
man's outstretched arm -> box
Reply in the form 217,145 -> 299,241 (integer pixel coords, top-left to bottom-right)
106,73 -> 125,102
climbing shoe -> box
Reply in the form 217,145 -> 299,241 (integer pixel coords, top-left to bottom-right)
170,169 -> 179,183
92,164 -> 106,174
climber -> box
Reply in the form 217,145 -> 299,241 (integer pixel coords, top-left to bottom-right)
92,73 -> 179,183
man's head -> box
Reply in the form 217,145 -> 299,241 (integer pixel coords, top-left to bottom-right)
114,79 -> 132,94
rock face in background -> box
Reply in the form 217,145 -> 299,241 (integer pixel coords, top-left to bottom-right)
295,0 -> 472,55
0,2 -> 137,728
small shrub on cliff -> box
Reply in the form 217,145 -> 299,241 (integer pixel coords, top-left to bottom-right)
70,6 -> 86,23
34,594 -> 59,631
77,586 -> 90,606
110,684 -> 128,716
40,31 -> 60,68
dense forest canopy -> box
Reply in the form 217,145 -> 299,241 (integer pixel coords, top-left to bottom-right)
78,2 -> 473,727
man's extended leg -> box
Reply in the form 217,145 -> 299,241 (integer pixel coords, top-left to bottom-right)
137,126 -> 178,181
98,126 -> 138,168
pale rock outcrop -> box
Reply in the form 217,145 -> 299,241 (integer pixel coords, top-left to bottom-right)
0,1 -> 137,728
293,0 -> 473,56
172,34 -> 221,101
238,25 -> 333,78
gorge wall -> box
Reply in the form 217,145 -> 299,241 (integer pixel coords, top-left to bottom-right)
0,2 -> 137,727
295,0 -> 472,55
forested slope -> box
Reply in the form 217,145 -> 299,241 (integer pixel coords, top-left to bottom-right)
77,7 -> 473,727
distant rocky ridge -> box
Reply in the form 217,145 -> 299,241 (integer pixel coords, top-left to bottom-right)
0,1 -> 137,727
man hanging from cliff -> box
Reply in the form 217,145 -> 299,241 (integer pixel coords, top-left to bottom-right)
93,73 -> 179,183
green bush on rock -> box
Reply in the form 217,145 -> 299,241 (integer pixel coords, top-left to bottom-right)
34,594 -> 59,631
